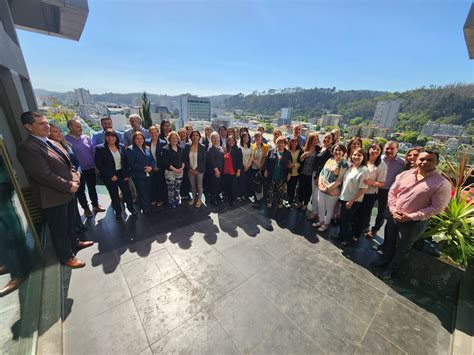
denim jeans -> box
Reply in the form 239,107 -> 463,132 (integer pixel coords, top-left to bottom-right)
384,214 -> 430,273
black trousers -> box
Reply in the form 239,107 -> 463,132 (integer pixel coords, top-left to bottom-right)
371,189 -> 389,233
354,193 -> 378,238
208,174 -> 222,202
287,175 -> 299,204
298,174 -> 312,205
339,200 -> 361,242
77,168 -> 99,209
151,169 -> 166,203
104,170 -> 134,214
223,174 -> 238,202
383,215 -> 430,273
180,167 -> 190,197
44,199 -> 76,263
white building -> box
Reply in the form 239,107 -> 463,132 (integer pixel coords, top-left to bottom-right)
318,114 -> 342,127
179,95 -> 211,127
421,121 -> 464,137
74,88 -> 93,105
278,107 -> 293,126
373,100 -> 400,131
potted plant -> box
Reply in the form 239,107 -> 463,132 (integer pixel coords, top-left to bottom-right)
423,152 -> 474,269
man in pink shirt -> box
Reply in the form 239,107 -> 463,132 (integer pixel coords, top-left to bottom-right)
378,150 -> 451,280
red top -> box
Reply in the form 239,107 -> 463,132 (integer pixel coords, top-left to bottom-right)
223,152 -> 235,175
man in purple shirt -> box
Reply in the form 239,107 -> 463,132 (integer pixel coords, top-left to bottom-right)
377,150 -> 451,280
367,141 -> 405,238
65,118 -> 105,217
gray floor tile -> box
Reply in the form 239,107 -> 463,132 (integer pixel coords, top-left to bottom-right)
63,299 -> 148,355
251,318 -> 324,354
280,242 -> 336,286
63,268 -> 132,328
138,347 -> 153,355
208,226 -> 252,253
115,237 -> 167,264
134,274 -> 205,345
151,310 -> 240,354
356,331 -> 406,355
339,256 -> 390,294
183,254 -> 247,305
211,281 -> 285,353
121,249 -> 182,296
319,264 -> 385,323
371,296 -> 452,355
165,235 -> 221,271
283,287 -> 367,354
222,242 -> 276,278
248,260 -> 314,313
251,229 -> 299,259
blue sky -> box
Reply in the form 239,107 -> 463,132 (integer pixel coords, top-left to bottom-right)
18,0 -> 473,96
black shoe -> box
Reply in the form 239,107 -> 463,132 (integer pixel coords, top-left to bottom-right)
115,212 -> 122,219
128,209 -> 137,216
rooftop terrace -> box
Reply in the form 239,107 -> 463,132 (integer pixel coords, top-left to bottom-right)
56,191 -> 455,354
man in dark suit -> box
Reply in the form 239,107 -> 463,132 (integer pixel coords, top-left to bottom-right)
17,112 -> 92,268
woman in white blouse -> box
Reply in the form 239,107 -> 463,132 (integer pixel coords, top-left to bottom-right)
183,131 -> 207,208
337,147 -> 368,246
354,142 -> 387,239
239,132 -> 253,201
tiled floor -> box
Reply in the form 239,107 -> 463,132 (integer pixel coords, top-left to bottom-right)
61,194 -> 454,354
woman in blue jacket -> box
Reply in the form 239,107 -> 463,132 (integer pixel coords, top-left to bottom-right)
95,129 -> 136,218
146,126 -> 167,207
126,131 -> 155,214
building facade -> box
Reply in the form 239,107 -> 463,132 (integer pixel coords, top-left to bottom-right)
318,114 -> 342,127
278,107 -> 293,126
372,100 -> 401,131
179,95 -> 211,124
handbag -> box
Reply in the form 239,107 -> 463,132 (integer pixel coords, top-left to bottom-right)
250,170 -> 263,193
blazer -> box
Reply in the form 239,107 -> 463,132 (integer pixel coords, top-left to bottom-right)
126,145 -> 156,179
95,144 -> 130,181
183,143 -> 207,173
226,146 -> 243,172
162,144 -> 184,170
201,137 -> 211,150
146,138 -> 167,170
263,148 -> 292,181
17,136 -> 80,209
207,146 -> 224,173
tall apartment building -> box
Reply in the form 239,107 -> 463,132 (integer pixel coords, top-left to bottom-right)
278,107 -> 293,126
74,88 -> 93,105
179,95 -> 211,127
318,114 -> 342,127
373,100 -> 401,131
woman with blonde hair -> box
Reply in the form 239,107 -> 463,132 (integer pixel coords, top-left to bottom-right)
250,132 -> 269,204
162,131 -> 185,209
207,131 -> 225,205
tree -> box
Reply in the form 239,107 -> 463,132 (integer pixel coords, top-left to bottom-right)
397,131 -> 419,144
139,91 -> 153,129
264,123 -> 274,134
374,137 -> 387,146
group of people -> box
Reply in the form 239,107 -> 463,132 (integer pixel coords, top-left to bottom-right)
16,111 -> 451,282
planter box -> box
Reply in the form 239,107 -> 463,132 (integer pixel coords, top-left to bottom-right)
398,249 -> 470,302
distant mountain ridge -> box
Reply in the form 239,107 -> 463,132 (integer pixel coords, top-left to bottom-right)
34,89 -> 232,110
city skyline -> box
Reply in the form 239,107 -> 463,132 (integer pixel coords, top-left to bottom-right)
18,0 -> 474,96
